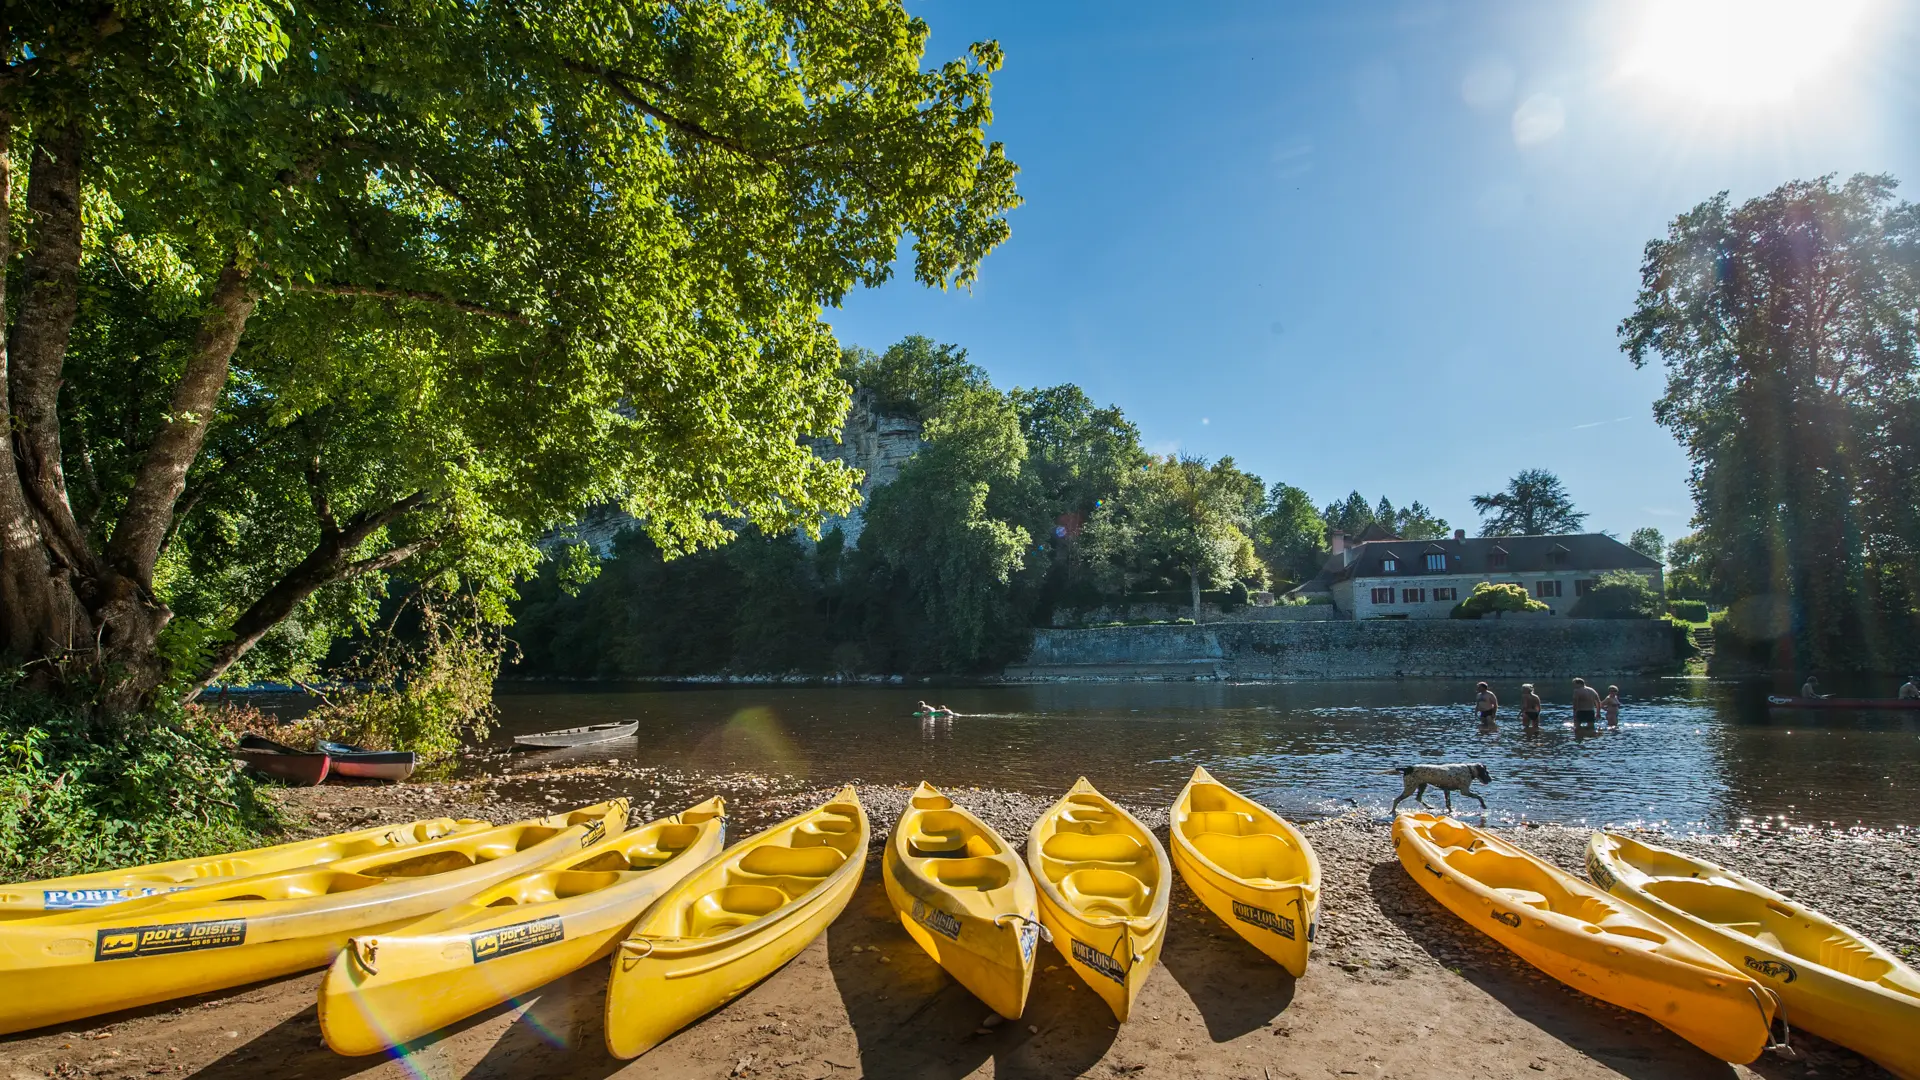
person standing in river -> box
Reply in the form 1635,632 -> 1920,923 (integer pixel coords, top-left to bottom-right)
1901,677 -> 1920,701
1474,682 -> 1499,728
1603,685 -> 1622,727
1571,678 -> 1600,727
1519,683 -> 1542,731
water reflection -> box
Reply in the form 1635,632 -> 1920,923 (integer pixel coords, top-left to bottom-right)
485,679 -> 1919,834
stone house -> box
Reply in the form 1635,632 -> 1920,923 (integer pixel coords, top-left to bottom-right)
1289,525 -> 1663,619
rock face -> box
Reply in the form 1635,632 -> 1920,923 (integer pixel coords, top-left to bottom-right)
802,388 -> 923,548
549,388 -> 924,557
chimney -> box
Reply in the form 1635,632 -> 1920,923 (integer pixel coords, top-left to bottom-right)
1329,531 -> 1350,568
1454,528 -> 1465,541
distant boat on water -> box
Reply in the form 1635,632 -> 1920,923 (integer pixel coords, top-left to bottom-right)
512,721 -> 640,750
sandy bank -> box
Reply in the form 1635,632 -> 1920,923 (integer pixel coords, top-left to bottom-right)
1,766 -> 1911,1080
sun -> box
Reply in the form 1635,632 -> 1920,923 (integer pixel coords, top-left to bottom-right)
1622,0 -> 1875,106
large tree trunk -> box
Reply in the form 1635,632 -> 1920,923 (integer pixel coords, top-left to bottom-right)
1189,570 -> 1202,624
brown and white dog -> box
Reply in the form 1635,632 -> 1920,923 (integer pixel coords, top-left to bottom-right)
1390,763 -> 1492,812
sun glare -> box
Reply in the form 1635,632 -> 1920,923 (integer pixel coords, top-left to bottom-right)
1623,0 -> 1873,106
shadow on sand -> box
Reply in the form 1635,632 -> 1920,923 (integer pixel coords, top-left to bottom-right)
1157,874 -> 1297,1042
828,859 -> 1115,1080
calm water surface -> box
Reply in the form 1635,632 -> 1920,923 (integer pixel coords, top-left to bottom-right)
486,679 -> 1920,834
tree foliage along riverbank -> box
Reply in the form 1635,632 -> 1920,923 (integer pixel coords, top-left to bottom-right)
1623,174 -> 1920,672
1,0 -> 1017,712
512,337 -> 1482,676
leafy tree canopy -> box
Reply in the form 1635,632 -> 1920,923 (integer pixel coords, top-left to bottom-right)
1320,491 -> 1448,540
1569,570 -> 1663,620
1083,455 -> 1265,618
1621,173 -> 1920,670
1471,469 -> 1588,536
0,0 -> 1019,706
1449,581 -> 1549,619
1628,527 -> 1666,564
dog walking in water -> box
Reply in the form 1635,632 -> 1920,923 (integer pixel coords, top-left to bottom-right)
1389,763 -> 1492,812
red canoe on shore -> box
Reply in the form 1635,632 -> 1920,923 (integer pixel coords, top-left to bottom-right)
1767,695 -> 1920,711
232,734 -> 331,786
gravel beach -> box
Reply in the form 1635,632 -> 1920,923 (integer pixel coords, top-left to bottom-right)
2,763 -> 1912,1080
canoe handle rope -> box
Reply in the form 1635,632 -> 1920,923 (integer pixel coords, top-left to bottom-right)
994,914 -> 1052,943
623,939 -> 656,958
348,937 -> 379,976
1751,985 -> 1791,1053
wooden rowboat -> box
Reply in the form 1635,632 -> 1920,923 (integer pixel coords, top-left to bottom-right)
1766,696 -> 1920,711
512,720 -> 639,750
233,734 -> 330,786
316,740 -> 418,782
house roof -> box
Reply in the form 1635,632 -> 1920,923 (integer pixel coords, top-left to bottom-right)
1287,532 -> 1660,595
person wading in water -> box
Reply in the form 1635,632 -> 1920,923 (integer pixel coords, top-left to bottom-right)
1603,685 -> 1622,727
1475,682 -> 1499,729
1571,678 -> 1601,727
1520,683 -> 1542,731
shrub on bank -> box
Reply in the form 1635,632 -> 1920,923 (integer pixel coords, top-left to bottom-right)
1571,571 -> 1663,619
1,678 -> 277,880
1667,599 -> 1710,623
1449,582 -> 1549,619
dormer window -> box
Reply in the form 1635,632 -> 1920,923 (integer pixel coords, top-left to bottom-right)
1381,558 -> 1398,573
1547,544 -> 1570,568
1489,547 -> 1508,570
1424,553 -> 1446,571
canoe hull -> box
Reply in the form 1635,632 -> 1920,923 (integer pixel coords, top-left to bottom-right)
0,801 -> 627,1035
231,747 -> 330,785
513,721 -> 639,749
320,800 -> 725,1055
1027,778 -> 1170,1023
604,788 -> 867,1060
1589,833 -> 1920,1080
1169,766 -> 1319,977
882,783 -> 1038,1019
1394,814 -> 1772,1064
0,816 -> 487,920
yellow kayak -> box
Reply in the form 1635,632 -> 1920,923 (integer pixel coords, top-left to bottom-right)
1027,777 -> 1169,1022
1589,832 -> 1920,1080
0,800 -> 627,1035
883,782 -> 1042,1019
319,797 -> 726,1055
0,814 -> 489,919
1394,813 -> 1775,1063
604,786 -> 867,1060
1169,765 -> 1319,976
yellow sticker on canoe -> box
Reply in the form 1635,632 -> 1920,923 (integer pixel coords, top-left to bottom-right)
471,916 -> 565,963
95,918 -> 247,961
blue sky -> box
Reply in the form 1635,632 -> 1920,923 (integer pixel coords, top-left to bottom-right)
829,0 -> 1920,540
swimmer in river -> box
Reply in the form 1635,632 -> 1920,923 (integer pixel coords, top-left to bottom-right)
1603,685 -> 1622,727
1520,683 -> 1542,731
916,700 -> 954,718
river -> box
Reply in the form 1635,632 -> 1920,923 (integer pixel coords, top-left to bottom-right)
485,678 -> 1920,834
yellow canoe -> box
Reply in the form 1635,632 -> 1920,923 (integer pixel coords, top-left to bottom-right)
604,786 -> 867,1060
319,797 -> 726,1055
0,814 -> 489,919
1027,777 -> 1169,1022
1169,765 -> 1319,976
883,782 -> 1042,1019
1589,832 -> 1920,1080
1394,813 -> 1775,1063
0,800 -> 627,1035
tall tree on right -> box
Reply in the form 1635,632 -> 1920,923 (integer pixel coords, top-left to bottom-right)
1621,174 -> 1920,670
1472,469 -> 1588,536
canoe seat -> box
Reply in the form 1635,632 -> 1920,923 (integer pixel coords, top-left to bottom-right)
925,856 -> 1012,892
362,849 -> 481,878
1060,868 -> 1152,917
1186,785 -> 1247,816
1042,833 -> 1146,865
1192,833 -> 1303,882
909,830 -> 969,856
1495,887 -> 1552,911
1184,810 -> 1261,838
688,886 -> 788,937
738,845 -> 845,880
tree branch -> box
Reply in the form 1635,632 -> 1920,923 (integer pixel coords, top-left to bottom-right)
286,280 -> 530,324
108,262 -> 258,584
559,58 -> 773,162
180,493 -> 438,701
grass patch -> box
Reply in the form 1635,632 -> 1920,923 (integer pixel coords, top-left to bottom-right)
2,679 -> 278,881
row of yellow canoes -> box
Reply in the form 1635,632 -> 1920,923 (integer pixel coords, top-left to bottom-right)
2,774 -> 1913,1077
1395,813 -> 1920,1077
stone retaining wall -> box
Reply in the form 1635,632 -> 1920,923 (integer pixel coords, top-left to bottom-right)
1006,619 -> 1678,680
1049,603 -> 1338,627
